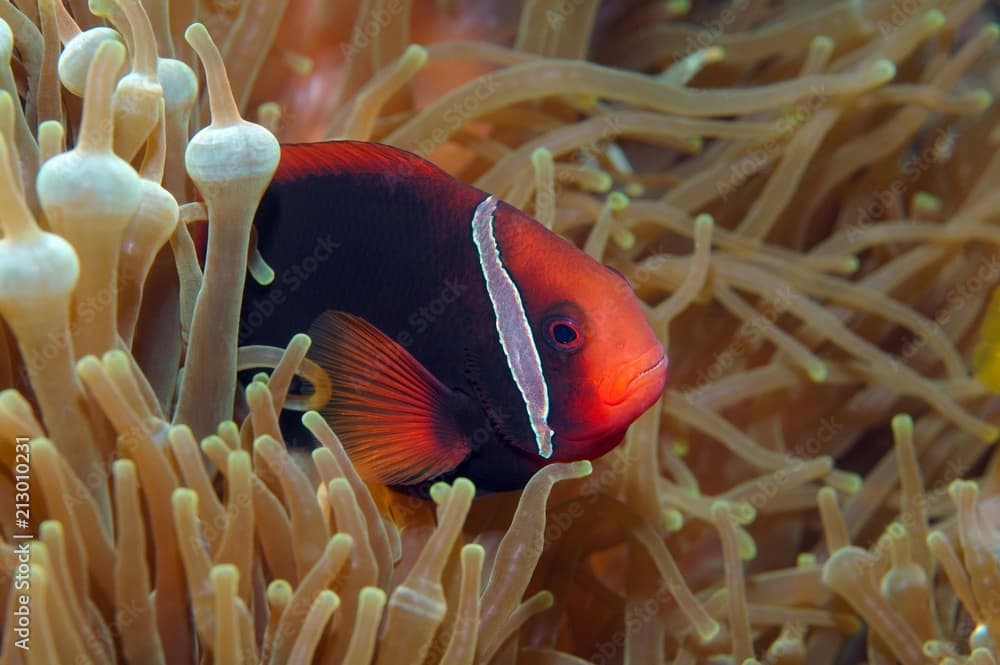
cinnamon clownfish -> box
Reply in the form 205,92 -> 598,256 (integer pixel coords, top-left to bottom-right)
232,141 -> 667,494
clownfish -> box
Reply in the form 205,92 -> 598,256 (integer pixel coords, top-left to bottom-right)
234,141 -> 667,494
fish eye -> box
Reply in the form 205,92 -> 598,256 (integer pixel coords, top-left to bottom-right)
543,316 -> 583,352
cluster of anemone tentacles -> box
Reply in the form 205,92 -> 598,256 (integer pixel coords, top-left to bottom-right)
0,0 -> 998,664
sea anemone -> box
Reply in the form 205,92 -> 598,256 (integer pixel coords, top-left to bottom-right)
0,0 -> 998,664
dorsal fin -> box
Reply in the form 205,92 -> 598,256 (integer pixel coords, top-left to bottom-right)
275,140 -> 451,185
192,141 -> 450,262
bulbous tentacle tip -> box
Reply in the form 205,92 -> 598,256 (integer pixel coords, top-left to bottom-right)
452,476 -> 476,495
0,19 -> 12,60
922,9 -> 946,31
209,562 -> 240,588
891,412 -> 913,434
157,57 -> 198,114
871,59 -> 896,82
429,481 -> 450,504
57,27 -> 125,97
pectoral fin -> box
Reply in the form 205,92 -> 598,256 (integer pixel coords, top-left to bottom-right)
307,311 -> 471,485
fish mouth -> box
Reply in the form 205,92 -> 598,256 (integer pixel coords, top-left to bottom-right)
599,346 -> 668,406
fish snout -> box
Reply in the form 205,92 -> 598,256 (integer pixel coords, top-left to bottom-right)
599,345 -> 668,406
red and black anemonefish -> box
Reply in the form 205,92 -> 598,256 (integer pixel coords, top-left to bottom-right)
223,140 -> 667,495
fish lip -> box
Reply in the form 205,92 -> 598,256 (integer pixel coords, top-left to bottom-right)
600,346 -> 668,407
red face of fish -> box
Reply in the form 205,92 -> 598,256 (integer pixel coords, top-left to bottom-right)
492,205 -> 668,463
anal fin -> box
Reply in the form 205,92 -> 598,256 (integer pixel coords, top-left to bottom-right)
307,311 -> 471,485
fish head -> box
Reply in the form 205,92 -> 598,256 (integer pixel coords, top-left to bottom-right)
491,202 -> 667,463
531,264 -> 667,462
